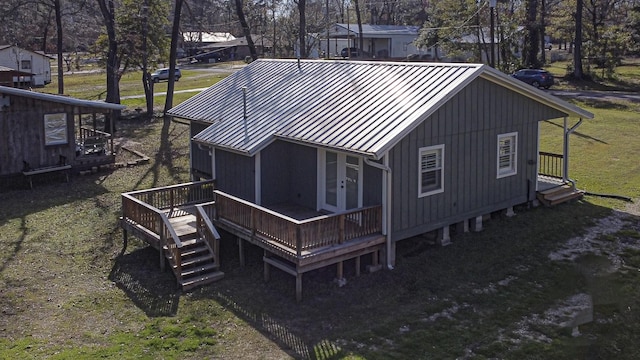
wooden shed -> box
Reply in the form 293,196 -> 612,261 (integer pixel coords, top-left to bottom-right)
0,86 -> 125,188
121,60 -> 593,299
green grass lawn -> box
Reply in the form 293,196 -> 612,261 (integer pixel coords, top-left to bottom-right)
2,62 -> 640,359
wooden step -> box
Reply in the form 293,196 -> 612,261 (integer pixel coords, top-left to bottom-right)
180,271 -> 225,291
180,262 -> 219,277
179,245 -> 209,258
173,254 -> 214,268
539,184 -> 573,196
548,190 -> 585,206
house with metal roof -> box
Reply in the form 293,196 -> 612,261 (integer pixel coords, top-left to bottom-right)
0,86 -> 125,188
122,59 -> 592,300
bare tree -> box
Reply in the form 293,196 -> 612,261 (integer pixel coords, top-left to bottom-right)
235,0 -> 259,60
574,0 -> 584,79
165,0 -> 183,113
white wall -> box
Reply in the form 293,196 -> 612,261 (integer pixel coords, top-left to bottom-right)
0,46 -> 52,86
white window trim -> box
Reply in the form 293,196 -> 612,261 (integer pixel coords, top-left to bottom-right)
497,132 -> 518,178
418,144 -> 445,198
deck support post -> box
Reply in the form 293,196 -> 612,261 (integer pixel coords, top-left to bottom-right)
355,256 -> 361,276
456,219 -> 469,233
437,226 -> 451,246
367,250 -> 382,273
237,237 -> 245,267
506,206 -> 516,217
263,250 -> 271,281
472,216 -> 483,232
296,273 -> 303,302
159,247 -> 165,272
335,262 -> 347,287
121,228 -> 128,256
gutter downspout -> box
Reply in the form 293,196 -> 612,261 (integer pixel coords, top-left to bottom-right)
364,156 -> 394,270
563,117 -> 583,187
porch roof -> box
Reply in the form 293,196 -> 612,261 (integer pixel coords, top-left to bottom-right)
168,59 -> 593,160
0,85 -> 126,111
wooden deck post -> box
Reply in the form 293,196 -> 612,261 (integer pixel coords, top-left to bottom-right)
264,250 -> 271,281
355,256 -> 361,277
338,214 -> 345,244
296,273 -> 303,302
121,228 -> 128,255
159,234 -> 166,272
336,261 -> 346,287
238,237 -> 245,267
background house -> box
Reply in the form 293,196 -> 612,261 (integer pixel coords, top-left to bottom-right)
0,45 -> 52,86
168,59 -> 593,268
325,24 -> 421,59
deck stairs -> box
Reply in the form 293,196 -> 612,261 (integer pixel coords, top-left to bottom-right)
537,183 -> 585,206
165,214 -> 224,291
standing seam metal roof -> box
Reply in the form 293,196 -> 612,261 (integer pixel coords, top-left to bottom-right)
168,59 -> 593,159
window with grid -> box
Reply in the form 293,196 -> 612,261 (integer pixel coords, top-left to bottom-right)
419,145 -> 444,197
497,132 -> 517,178
21,60 -> 31,70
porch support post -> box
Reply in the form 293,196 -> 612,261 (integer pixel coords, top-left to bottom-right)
563,117 -> 584,185
506,206 -> 516,217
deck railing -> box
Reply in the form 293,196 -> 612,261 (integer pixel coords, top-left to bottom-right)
121,193 -> 183,274
124,179 -> 216,213
213,190 -> 382,257
539,152 -> 563,179
121,180 -> 216,275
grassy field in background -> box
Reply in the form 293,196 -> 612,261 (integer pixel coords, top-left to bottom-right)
2,60 -> 640,359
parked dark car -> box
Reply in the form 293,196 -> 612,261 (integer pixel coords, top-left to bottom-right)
150,67 -> 181,82
340,47 -> 368,58
512,69 -> 554,89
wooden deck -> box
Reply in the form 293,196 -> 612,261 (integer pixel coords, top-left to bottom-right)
120,181 -> 385,300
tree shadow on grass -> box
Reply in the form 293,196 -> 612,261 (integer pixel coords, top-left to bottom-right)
127,116 -> 189,191
109,246 -> 180,317
543,120 -> 608,144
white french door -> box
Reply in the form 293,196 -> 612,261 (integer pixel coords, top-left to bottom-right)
320,150 -> 362,212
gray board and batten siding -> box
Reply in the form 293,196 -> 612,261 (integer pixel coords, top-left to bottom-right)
211,139 -> 383,211
190,121 -> 213,179
389,77 -> 567,241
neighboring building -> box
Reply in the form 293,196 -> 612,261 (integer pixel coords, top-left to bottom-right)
0,45 -> 53,86
168,59 -> 593,269
197,35 -> 273,62
0,86 -> 125,187
326,24 -> 421,59
182,32 -> 236,59
0,66 -> 33,88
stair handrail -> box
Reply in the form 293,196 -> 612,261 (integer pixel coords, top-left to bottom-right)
122,193 -> 184,248
195,202 -> 221,267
